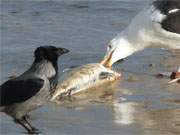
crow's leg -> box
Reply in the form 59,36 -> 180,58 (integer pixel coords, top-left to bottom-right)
15,118 -> 34,134
23,115 -> 41,133
25,114 -> 31,119
15,117 -> 40,134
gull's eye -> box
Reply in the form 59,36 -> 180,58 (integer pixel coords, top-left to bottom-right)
108,44 -> 112,50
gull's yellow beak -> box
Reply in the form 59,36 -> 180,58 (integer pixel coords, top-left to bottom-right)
100,50 -> 114,69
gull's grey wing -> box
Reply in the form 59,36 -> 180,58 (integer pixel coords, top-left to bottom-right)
152,0 -> 180,34
161,11 -> 180,34
0,78 -> 44,106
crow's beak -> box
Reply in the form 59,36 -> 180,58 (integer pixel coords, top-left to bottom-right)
57,48 -> 70,55
100,50 -> 114,69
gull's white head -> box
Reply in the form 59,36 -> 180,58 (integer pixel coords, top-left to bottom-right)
101,35 -> 134,68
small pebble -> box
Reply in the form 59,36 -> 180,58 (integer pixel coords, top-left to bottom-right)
156,74 -> 164,78
149,63 -> 155,68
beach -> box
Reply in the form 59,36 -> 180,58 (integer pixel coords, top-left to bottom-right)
1,0 -> 180,134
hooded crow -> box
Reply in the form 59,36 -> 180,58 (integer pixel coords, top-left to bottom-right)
0,45 -> 69,134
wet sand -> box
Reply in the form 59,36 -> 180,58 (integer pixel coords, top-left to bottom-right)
1,0 -> 180,135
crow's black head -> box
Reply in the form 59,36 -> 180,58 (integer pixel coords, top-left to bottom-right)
34,46 -> 69,63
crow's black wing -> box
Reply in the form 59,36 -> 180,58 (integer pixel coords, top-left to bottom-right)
0,78 -> 44,106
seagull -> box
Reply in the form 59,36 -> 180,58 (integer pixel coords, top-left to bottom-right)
101,0 -> 180,83
0,46 -> 69,134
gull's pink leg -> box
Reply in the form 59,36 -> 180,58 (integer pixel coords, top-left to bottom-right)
157,67 -> 180,84
168,67 -> 180,84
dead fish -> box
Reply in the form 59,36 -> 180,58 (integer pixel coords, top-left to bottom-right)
51,63 -> 121,101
